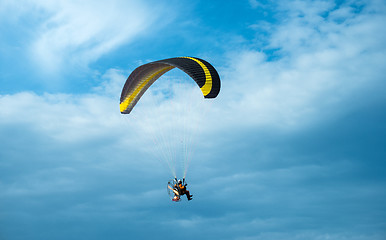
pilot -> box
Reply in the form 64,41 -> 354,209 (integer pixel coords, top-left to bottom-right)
174,179 -> 193,201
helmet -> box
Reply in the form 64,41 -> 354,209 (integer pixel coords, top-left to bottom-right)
178,179 -> 182,184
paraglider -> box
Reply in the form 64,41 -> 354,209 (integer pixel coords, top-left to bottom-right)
120,57 -> 221,202
167,178 -> 192,201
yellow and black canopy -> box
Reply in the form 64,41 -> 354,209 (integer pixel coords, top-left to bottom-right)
120,57 -> 221,114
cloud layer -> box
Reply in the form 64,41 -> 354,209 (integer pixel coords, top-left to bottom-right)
1,0 -> 386,240
220,0 -> 386,132
0,0 -> 170,80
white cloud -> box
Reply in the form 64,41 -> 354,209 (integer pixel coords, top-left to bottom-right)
216,0 -> 386,132
1,0 -> 170,73
248,0 -> 264,9
0,90 -> 125,144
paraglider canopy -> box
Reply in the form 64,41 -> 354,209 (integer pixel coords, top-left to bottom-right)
120,57 -> 221,114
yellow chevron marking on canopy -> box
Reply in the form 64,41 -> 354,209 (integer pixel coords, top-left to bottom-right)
120,65 -> 174,113
182,57 -> 212,96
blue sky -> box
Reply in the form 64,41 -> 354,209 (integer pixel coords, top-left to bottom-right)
1,0 -> 386,239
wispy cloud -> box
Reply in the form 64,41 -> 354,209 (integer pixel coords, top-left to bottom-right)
1,0 -> 170,74
218,0 -> 386,131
